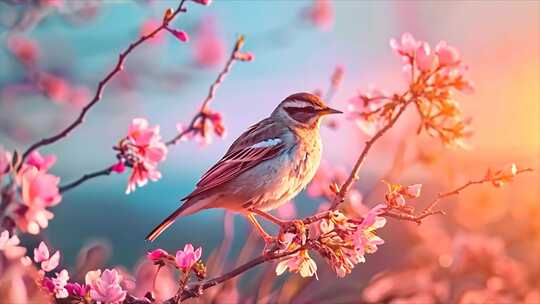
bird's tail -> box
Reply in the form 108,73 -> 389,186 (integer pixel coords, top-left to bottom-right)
145,200 -> 200,241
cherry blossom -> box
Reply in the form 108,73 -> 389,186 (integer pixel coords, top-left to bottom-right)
6,35 -> 40,66
416,42 -> 439,72
25,151 -> 56,172
175,243 -> 202,271
193,17 -> 225,67
15,166 -> 61,234
0,230 -> 26,259
435,41 -> 460,66
86,269 -> 127,304
33,241 -> 60,272
44,269 -> 69,299
276,249 -> 318,278
115,118 -> 168,194
389,32 -> 421,58
0,146 -> 11,180
305,0 -> 334,31
65,282 -> 88,297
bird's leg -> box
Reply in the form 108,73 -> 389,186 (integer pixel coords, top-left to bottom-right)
246,213 -> 275,245
250,208 -> 288,227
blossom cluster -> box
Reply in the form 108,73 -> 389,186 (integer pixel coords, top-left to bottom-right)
113,118 -> 168,194
275,205 -> 386,279
349,33 -> 474,148
5,35 -> 90,107
0,233 -> 208,303
0,149 -> 62,235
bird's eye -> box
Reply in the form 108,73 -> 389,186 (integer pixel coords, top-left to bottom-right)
284,106 -> 319,123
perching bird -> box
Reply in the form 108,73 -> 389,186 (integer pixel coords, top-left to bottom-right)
146,92 -> 342,242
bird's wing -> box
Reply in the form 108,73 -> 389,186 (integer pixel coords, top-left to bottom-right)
182,118 -> 291,201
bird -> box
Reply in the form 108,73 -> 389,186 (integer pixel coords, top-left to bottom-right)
146,92 -> 342,243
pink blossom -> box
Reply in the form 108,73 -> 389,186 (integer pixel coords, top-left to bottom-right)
25,151 -> 56,172
38,73 -> 71,103
86,269 -> 127,304
305,0 -> 334,31
404,184 -> 422,198
193,17 -> 225,67
52,269 -> 70,298
167,28 -> 189,42
65,282 -> 89,297
276,250 -> 318,278
0,230 -> 26,259
175,244 -> 202,270
122,118 -> 168,194
435,41 -> 460,66
416,42 -> 439,72
207,111 -> 226,138
34,241 -> 60,272
15,166 -> 61,234
7,35 -> 39,66
192,0 -> 212,5
18,166 -> 61,208
0,146 -> 11,180
14,206 -> 54,235
351,204 -> 386,255
147,248 -> 169,262
126,163 -> 163,194
390,33 -> 421,57
41,251 -> 60,272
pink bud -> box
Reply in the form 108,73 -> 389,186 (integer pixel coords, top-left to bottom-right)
192,0 -> 212,5
111,161 -> 125,174
435,41 -> 460,66
168,28 -> 189,42
147,249 -> 169,262
234,51 -> 254,62
416,42 -> 438,72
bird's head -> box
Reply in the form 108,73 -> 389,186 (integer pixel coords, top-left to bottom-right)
272,92 -> 342,130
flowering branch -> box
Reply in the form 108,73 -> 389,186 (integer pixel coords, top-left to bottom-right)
331,98 -> 411,209
165,35 -> 253,146
381,166 -> 533,223
19,0 -> 189,165
57,36 -> 252,194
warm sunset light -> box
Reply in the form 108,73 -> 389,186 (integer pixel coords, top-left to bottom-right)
0,1 -> 538,303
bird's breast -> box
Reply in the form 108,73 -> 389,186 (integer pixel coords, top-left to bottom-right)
254,134 -> 322,211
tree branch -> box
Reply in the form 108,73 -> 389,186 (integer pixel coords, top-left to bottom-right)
59,165 -> 114,193
382,167 -> 533,223
19,0 -> 188,165
165,35 -> 248,146
331,97 -> 412,209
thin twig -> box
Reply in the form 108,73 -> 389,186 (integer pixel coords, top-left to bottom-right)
54,36 -> 250,193
331,97 -> 412,209
165,36 -> 247,146
382,168 -> 533,223
59,165 -> 114,193
19,0 -> 188,165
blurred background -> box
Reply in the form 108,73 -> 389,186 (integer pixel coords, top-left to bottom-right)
0,0 -> 539,302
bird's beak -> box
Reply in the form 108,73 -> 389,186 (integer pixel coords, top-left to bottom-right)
318,107 -> 343,116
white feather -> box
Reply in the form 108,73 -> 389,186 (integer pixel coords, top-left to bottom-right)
250,138 -> 282,148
